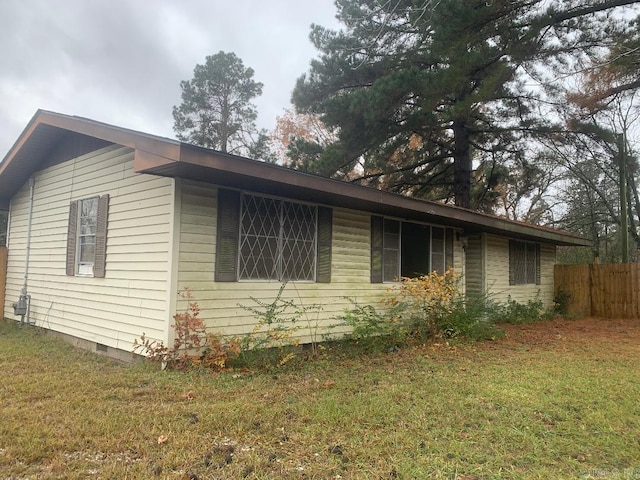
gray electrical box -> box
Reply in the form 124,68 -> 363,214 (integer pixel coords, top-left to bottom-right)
13,295 -> 28,316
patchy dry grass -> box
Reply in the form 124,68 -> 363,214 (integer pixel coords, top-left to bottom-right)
1,317 -> 639,479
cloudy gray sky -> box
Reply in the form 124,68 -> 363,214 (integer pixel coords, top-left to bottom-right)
0,0 -> 340,157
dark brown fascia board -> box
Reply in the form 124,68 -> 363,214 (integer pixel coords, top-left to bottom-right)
31,110 -> 182,160
0,109 -> 181,177
145,143 -> 591,247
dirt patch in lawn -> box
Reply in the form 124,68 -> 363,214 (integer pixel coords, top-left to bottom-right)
489,317 -> 640,353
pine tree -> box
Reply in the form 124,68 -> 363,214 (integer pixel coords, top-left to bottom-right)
173,51 -> 264,155
293,0 -> 639,209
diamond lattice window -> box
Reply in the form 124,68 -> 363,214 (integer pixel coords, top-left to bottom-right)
239,194 -> 317,281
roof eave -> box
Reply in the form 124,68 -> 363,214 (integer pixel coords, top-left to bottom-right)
138,143 -> 591,247
0,110 -> 592,248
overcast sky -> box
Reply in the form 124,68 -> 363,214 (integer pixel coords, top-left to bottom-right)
0,0 -> 340,158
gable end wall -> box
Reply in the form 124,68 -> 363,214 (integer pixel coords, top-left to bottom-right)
3,145 -> 174,352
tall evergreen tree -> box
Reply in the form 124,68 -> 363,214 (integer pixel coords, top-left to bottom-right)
293,0 -> 639,209
173,51 -> 265,155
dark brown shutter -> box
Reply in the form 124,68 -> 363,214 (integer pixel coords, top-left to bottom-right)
508,240 -> 516,286
215,189 -> 241,282
535,243 -> 541,285
66,200 -> 78,276
371,215 -> 383,283
316,206 -> 332,283
93,194 -> 109,278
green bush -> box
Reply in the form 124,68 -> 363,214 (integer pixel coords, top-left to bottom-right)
339,299 -> 404,351
553,289 -> 572,316
498,297 -> 549,324
438,293 -> 505,342
337,272 -> 507,350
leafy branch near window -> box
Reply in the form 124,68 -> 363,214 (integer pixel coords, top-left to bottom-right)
237,282 -> 322,367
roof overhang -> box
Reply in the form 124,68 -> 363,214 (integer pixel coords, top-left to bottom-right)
0,110 -> 592,247
137,144 -> 590,246
0,110 -> 180,206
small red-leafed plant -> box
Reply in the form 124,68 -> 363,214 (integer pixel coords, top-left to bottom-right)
133,288 -> 239,371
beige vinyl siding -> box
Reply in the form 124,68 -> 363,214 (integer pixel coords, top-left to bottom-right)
176,180 -> 465,341
483,233 -> 556,307
3,145 -> 173,351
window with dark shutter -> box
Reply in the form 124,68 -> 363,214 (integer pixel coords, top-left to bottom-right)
65,194 -> 109,277
371,218 -> 456,283
509,240 -> 540,285
216,190 -> 332,283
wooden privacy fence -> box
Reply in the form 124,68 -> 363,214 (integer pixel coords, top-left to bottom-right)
555,263 -> 640,319
0,247 -> 6,316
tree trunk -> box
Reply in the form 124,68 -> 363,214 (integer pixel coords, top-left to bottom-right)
452,119 -> 472,209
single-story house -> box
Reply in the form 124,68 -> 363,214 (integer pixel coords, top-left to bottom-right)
0,110 -> 590,359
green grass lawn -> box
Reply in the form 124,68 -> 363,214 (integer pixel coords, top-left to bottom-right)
1,318 -> 639,479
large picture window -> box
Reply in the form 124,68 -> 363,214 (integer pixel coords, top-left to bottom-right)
509,240 -> 540,285
239,195 -> 317,281
371,216 -> 454,283
215,189 -> 332,283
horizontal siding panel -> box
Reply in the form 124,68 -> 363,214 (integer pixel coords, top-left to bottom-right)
177,242 -> 215,254
108,242 -> 169,254
179,252 -> 215,263
180,232 -> 214,246
109,195 -> 172,214
108,233 -> 170,246
110,177 -> 173,198
108,223 -> 171,238
111,206 -> 172,222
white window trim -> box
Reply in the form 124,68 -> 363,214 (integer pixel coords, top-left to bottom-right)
76,196 -> 99,277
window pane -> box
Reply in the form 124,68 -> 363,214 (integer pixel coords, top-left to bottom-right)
401,222 -> 429,277
281,202 -> 316,281
240,236 -> 278,279
77,197 -> 98,272
383,219 -> 400,281
80,217 -> 96,235
79,243 -> 95,263
526,243 -> 537,284
239,195 -> 279,280
81,198 -> 98,218
512,241 -> 527,284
